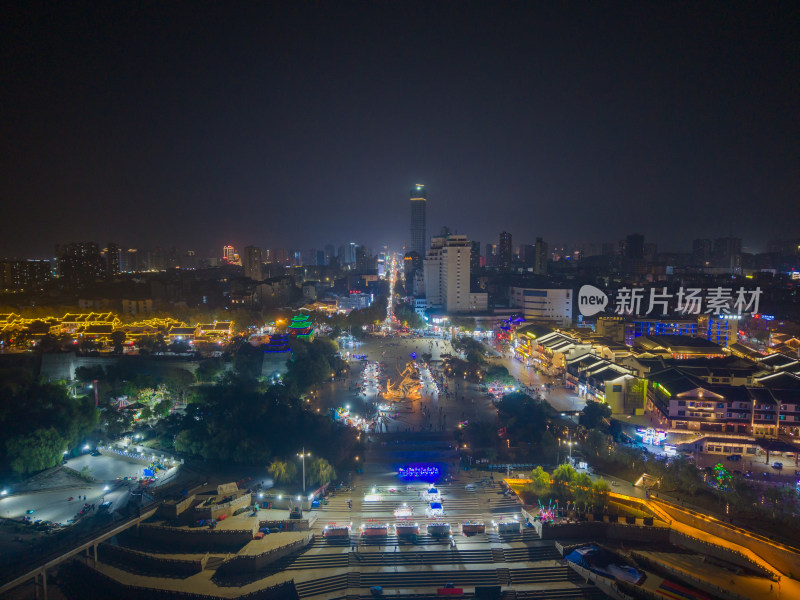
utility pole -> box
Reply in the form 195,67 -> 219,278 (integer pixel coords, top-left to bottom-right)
298,448 -> 311,495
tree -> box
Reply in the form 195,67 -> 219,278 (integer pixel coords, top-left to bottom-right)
154,399 -> 172,419
580,401 -> 611,429
307,457 -> 336,487
196,358 -> 225,382
174,429 -> 204,456
551,464 -> 577,499
110,330 -> 126,354
583,429 -> 610,459
105,410 -> 134,438
590,480 -> 610,509
572,472 -> 594,508
485,365 -> 514,385
6,428 -> 66,474
268,459 -> 298,484
394,303 -> 425,329
529,466 -> 551,497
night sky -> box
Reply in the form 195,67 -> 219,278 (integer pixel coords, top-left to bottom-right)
3,2 -> 798,258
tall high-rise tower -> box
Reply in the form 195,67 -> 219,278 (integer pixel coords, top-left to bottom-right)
410,184 -> 427,257
243,246 -> 263,280
498,231 -> 513,269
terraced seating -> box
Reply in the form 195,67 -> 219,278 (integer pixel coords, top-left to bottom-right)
349,548 -> 494,566
359,567 -> 501,588
294,573 -> 348,597
509,566 -> 582,585
503,545 -> 562,563
514,588 -> 607,599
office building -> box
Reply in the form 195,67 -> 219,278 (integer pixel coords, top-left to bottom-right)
57,242 -> 105,289
470,241 -> 481,272
625,233 -> 644,260
404,251 -> 422,291
498,231 -> 513,269
534,238 -> 548,275
521,244 -> 536,268
243,246 -> 263,281
713,237 -> 742,272
105,242 -> 120,277
409,184 -> 427,257
0,259 -> 52,292
510,287 -> 573,326
699,314 -> 739,347
692,239 -> 712,267
485,244 -> 498,268
424,234 -> 488,313
223,245 -> 236,263
122,249 -> 139,273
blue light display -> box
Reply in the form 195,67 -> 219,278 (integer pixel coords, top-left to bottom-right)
398,465 -> 440,479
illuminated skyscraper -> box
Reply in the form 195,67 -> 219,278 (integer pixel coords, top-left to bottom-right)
410,184 -> 427,257
223,245 -> 236,262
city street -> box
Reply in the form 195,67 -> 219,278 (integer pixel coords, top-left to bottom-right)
488,349 -> 585,413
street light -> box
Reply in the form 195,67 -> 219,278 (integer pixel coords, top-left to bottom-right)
297,448 -> 311,495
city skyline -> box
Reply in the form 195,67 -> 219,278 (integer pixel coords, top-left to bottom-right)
2,3 -> 798,257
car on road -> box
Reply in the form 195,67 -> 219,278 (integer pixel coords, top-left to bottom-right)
726,454 -> 742,462
772,462 -> 784,470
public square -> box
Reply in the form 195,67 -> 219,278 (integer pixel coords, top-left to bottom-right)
312,334 -> 584,434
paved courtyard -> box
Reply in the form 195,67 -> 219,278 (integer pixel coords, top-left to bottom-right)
312,335 -> 499,433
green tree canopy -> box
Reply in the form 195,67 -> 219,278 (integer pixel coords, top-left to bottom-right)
580,400 -> 612,429
268,459 -> 298,484
6,428 -> 66,474
529,466 -> 551,496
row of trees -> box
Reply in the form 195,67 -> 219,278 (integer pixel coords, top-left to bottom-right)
0,369 -> 98,474
267,456 -> 336,489
455,392 -> 562,464
172,373 -> 362,469
526,464 -> 611,511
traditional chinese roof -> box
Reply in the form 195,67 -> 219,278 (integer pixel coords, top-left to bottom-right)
758,353 -> 799,370
756,372 -> 800,390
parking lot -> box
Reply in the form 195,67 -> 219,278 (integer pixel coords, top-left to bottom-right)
0,452 -> 180,528
67,453 -> 150,482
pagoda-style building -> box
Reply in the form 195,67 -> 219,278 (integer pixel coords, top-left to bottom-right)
288,314 -> 313,340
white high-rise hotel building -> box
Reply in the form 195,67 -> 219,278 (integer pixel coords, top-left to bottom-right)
424,234 -> 488,314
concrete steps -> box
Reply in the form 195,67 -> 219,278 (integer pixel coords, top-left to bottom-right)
295,573 -> 348,597
349,549 -> 494,566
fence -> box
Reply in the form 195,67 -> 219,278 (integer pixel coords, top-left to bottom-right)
216,533 -> 314,576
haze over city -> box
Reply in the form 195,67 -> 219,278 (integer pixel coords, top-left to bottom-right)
2,4 -> 800,600
3,2 -> 798,257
